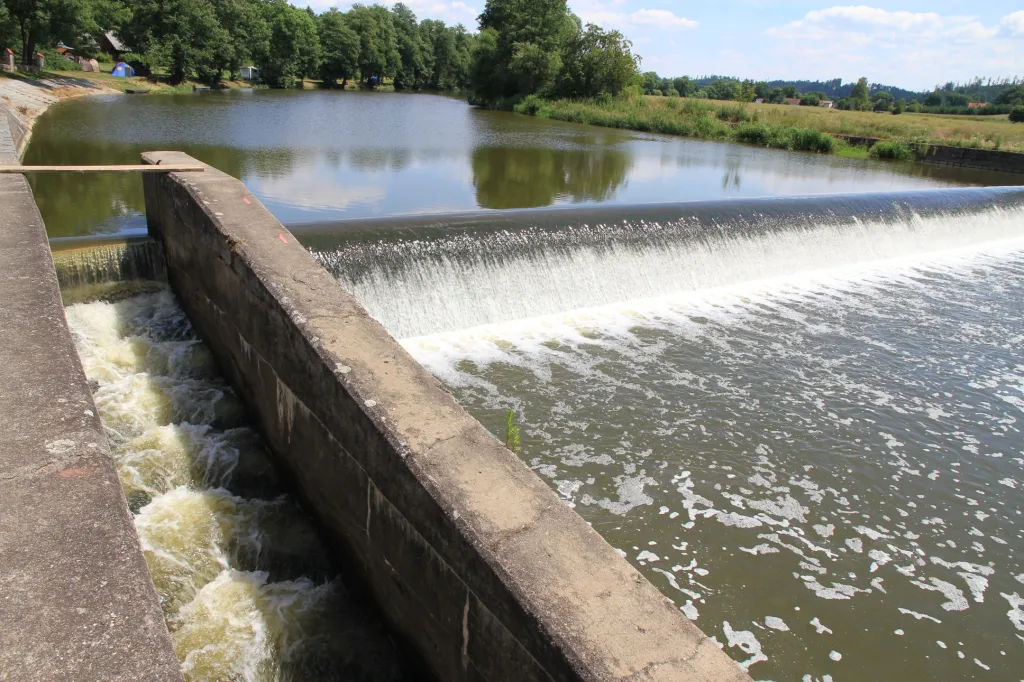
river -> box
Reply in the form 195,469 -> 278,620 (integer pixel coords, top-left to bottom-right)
32,91 -> 1024,681
25,89 -> 1013,238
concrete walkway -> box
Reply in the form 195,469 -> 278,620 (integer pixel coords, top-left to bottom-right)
0,74 -> 117,156
0,119 -> 180,679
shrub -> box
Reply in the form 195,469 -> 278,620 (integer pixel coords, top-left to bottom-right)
515,94 -> 546,116
38,49 -> 82,72
1010,106 -> 1024,123
870,140 -> 916,160
681,98 -> 713,116
716,103 -> 753,123
734,123 -> 836,152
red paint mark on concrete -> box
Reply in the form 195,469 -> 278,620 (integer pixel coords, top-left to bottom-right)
278,233 -> 288,243
59,466 -> 90,478
242,197 -> 251,205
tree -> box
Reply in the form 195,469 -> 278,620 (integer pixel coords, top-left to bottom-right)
254,0 -> 319,88
704,79 -> 741,101
471,0 -> 572,99
210,0 -> 269,80
346,3 -> 400,86
391,3 -> 429,89
849,76 -> 871,110
873,90 -> 893,111
317,7 -> 358,86
1009,106 -> 1024,123
893,98 -> 905,115
739,78 -> 756,102
121,0 -> 231,84
673,76 -> 694,97
419,20 -> 471,90
508,40 -> 559,94
5,0 -> 99,65
945,92 -> 970,107
640,70 -> 659,94
555,23 -> 638,98
994,85 -> 1024,106
924,90 -> 942,106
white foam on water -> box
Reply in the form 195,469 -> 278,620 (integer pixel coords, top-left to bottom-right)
66,292 -> 400,681
353,203 -> 1024,680
338,205 -> 1024,340
723,621 -> 769,670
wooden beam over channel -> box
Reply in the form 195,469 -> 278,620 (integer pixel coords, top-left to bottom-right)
0,165 -> 205,174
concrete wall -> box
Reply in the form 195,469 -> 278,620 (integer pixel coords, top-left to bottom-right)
918,144 -> 1024,174
834,133 -> 1024,174
0,123 -> 181,679
142,151 -> 749,682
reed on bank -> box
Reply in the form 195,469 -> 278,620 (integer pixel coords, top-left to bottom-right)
512,93 -> 1024,155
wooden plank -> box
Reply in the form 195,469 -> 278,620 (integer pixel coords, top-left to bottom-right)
0,165 -> 205,174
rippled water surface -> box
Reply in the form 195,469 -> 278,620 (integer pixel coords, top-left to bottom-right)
315,201 -> 1024,681
65,291 -> 408,682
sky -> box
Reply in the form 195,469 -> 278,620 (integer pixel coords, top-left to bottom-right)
303,1 -> 1024,92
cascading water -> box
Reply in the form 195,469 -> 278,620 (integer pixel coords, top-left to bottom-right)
65,291 -> 408,682
310,187 -> 1024,339
308,187 -> 1024,681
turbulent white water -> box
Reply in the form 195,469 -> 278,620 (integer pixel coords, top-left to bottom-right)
319,205 -> 1024,339
66,292 -> 403,682
315,201 -> 1024,681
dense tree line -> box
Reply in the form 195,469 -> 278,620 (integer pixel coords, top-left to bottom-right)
637,71 -> 1024,118
470,0 -> 639,103
0,0 -> 475,88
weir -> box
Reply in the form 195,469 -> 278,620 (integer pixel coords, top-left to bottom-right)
9,114 -> 1023,678
137,150 -> 748,682
307,188 -> 1024,338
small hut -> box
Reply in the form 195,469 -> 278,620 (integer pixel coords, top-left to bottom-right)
100,32 -> 128,60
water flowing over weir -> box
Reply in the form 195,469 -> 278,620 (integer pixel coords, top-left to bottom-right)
306,188 -> 1024,680
307,187 -> 1024,339
64,291 -> 410,682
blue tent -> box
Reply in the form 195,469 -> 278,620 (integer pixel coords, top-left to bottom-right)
111,62 -> 135,78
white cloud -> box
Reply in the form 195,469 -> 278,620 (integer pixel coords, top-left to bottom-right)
309,0 -> 479,24
572,1 -> 698,32
628,9 -> 698,29
1003,10 -> 1024,36
762,6 -> 1023,88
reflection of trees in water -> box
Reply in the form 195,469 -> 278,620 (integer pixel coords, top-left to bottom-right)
24,136 -> 297,238
472,146 -> 632,209
345,148 -> 413,172
722,154 -> 742,190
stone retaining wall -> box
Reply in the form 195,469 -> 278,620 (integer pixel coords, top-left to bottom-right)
0,120 -> 181,681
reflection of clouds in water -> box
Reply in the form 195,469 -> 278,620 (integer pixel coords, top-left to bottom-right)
247,164 -> 387,212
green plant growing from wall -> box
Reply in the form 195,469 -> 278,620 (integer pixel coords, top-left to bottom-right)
504,408 -> 521,453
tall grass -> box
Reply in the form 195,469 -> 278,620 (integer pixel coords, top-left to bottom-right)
512,95 -> 1024,154
869,140 -> 916,160
514,96 -> 835,152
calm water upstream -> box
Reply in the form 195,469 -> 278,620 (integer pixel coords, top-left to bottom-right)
25,90 -> 1017,238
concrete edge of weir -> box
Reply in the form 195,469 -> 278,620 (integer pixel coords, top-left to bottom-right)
0,120 -> 183,680
140,149 -> 753,682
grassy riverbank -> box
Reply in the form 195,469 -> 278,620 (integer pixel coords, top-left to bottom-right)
514,95 -> 1024,155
